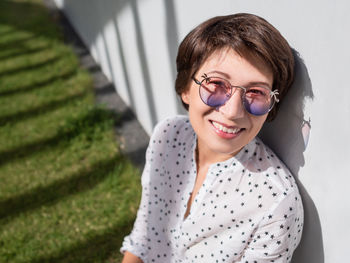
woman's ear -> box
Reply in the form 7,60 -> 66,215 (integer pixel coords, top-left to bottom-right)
181,91 -> 190,104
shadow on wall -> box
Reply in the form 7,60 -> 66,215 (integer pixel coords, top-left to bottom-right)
163,0 -> 187,115
60,0 -> 184,128
258,50 -> 324,263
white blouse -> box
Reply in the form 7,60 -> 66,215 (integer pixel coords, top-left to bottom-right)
121,115 -> 303,263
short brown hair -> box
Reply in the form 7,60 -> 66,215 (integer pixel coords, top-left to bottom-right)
175,13 -> 294,121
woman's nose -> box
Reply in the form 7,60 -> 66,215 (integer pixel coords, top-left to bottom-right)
218,89 -> 246,119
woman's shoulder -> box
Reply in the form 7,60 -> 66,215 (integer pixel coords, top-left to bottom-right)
154,115 -> 190,129
243,137 -> 299,196
151,115 -> 193,141
240,138 -> 303,223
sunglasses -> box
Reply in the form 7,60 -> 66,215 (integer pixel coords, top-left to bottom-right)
193,73 -> 279,116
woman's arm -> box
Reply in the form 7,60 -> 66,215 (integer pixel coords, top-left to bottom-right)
122,251 -> 143,263
120,119 -> 167,261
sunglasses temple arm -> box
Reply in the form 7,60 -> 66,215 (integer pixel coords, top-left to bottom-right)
193,77 -> 201,85
193,78 -> 214,94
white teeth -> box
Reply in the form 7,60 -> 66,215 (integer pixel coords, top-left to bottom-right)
212,121 -> 241,134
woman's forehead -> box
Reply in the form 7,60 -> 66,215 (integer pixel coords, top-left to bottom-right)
198,48 -> 273,86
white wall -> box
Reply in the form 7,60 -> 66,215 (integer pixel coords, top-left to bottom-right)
53,0 -> 350,262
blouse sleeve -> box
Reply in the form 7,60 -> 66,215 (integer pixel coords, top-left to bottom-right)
237,190 -> 304,263
120,121 -> 164,260
119,146 -> 152,260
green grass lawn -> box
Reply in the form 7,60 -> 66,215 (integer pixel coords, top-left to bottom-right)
0,0 -> 141,262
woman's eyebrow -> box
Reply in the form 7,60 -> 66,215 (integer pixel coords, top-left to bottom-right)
246,81 -> 272,89
206,70 -> 231,79
206,70 -> 272,89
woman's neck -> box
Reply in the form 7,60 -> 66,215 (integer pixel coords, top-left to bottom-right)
196,138 -> 239,168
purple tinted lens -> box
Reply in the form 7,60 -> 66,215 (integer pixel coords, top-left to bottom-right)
199,79 -> 230,107
243,99 -> 271,116
206,93 -> 228,107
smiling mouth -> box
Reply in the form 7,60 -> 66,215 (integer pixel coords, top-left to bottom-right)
211,121 -> 244,134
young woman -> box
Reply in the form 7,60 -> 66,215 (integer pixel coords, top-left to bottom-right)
121,13 -> 303,263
